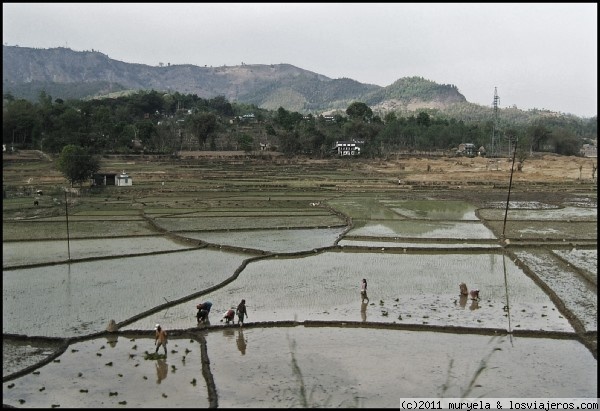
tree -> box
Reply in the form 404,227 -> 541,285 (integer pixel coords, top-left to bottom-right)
188,112 -> 218,149
525,123 -> 551,153
346,102 -> 373,122
551,128 -> 581,156
416,111 -> 431,127
237,133 -> 254,152
56,144 -> 100,187
3,98 -> 38,149
275,107 -> 303,131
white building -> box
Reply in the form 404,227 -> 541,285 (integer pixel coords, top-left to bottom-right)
116,171 -> 133,186
332,140 -> 364,156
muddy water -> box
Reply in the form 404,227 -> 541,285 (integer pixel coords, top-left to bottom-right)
2,328 -> 596,408
383,199 -> 480,220
2,249 -> 247,338
2,237 -> 194,268
553,249 -> 597,282
347,220 -> 497,239
3,194 -> 597,407
122,251 -> 573,333
184,227 -> 347,253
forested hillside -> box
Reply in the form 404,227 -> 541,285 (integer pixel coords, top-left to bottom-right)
4,45 -> 596,130
3,90 -> 596,161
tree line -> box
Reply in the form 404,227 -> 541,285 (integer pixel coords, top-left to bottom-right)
3,89 -> 596,160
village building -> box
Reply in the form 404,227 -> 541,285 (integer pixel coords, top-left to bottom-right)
456,143 -> 477,157
332,140 -> 364,156
91,171 -> 133,187
91,172 -> 117,186
116,171 -> 133,186
580,143 -> 597,158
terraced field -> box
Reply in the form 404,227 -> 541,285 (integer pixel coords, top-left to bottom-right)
3,151 -> 597,407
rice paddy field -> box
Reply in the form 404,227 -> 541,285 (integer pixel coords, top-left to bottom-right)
2,152 -> 597,407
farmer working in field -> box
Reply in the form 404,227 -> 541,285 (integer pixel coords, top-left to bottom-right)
154,324 -> 168,356
360,278 -> 369,303
236,299 -> 248,327
221,308 -> 236,324
196,301 -> 213,324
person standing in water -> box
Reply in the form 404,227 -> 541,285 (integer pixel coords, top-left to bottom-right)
236,299 -> 248,327
360,278 -> 369,303
154,324 -> 168,356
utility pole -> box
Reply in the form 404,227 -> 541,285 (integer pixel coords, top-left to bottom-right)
491,87 -> 500,157
64,191 -> 71,261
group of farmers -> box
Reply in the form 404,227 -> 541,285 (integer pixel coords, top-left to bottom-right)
196,299 -> 248,327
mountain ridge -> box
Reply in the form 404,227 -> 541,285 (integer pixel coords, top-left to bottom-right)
3,45 -> 468,114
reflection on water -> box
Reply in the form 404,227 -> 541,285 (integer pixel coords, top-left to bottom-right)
223,327 -> 235,341
198,318 -> 211,328
469,300 -> 480,311
156,359 -> 168,384
236,329 -> 247,355
327,197 -> 404,221
459,295 -> 468,309
361,302 -> 368,322
105,335 -> 118,348
386,200 -> 479,220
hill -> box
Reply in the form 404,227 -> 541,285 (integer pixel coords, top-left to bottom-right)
3,45 -> 466,114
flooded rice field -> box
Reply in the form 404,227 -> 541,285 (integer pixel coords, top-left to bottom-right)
182,227 -> 347,253
3,190 -> 597,407
2,329 -> 596,408
2,237 -> 194,268
346,220 -> 498,239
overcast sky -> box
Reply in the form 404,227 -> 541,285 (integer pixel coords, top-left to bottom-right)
3,3 -> 597,118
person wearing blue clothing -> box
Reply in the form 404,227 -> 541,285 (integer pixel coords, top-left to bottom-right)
196,301 -> 213,324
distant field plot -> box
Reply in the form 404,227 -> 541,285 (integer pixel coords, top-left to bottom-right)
175,210 -> 333,217
553,248 -> 597,284
347,220 -> 497,239
183,227 -> 346,253
327,197 -> 407,220
338,238 -> 501,249
382,199 -> 480,220
486,220 -> 597,240
32,215 -> 145,221
478,206 -> 597,221
154,215 -> 346,231
3,236 -> 195,268
70,210 -> 142,216
2,220 -> 158,240
483,201 -> 560,210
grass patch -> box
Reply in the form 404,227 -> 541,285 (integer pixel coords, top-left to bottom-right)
144,352 -> 167,360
